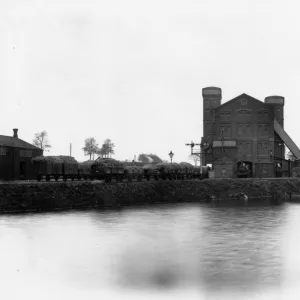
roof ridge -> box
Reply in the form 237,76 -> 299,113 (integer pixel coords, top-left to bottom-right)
0,135 -> 41,150
217,93 -> 265,110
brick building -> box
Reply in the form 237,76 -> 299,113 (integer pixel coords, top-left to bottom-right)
0,129 -> 43,180
200,87 -> 300,178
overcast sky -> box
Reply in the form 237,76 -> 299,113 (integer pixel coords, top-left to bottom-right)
1,0 -> 300,163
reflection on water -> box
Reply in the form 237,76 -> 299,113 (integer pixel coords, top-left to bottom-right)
1,201 -> 300,299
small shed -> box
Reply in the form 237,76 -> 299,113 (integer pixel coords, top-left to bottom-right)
0,129 -> 43,180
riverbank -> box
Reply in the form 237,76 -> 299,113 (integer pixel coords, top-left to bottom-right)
1,178 -> 300,213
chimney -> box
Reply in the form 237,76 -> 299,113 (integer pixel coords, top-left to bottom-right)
13,128 -> 18,138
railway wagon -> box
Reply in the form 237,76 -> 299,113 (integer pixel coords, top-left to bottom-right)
142,164 -> 160,180
32,156 -> 79,181
78,161 -> 94,180
192,166 -> 210,179
123,165 -> 143,181
155,163 -> 177,180
179,162 -> 194,179
90,158 -> 125,182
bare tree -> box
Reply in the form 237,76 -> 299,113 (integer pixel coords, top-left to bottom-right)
82,137 -> 98,160
189,154 -> 200,166
32,130 -> 51,151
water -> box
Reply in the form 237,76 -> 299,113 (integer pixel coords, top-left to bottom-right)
1,201 -> 300,299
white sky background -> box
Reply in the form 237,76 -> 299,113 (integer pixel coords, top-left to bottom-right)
1,0 -> 300,163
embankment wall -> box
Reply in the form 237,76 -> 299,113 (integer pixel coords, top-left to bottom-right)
0,178 -> 300,213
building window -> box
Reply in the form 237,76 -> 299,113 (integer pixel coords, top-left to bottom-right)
257,142 -> 269,155
258,124 -> 269,137
0,148 -> 7,156
20,150 -> 32,157
237,124 -> 251,137
246,124 -> 251,136
220,125 -> 231,138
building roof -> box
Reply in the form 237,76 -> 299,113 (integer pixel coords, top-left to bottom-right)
0,135 -> 41,150
213,140 -> 236,148
216,93 -> 266,110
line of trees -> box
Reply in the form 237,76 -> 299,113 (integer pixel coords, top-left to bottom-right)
32,131 -> 115,160
82,138 -> 115,160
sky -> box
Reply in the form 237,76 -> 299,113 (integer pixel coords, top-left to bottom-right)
1,0 -> 300,163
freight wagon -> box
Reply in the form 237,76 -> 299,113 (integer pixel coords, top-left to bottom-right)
32,156 -> 92,181
31,156 -> 208,182
90,158 -> 125,182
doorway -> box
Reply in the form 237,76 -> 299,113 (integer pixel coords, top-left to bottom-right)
20,161 -> 26,180
236,161 -> 253,178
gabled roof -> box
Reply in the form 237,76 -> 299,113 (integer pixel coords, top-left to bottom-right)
216,93 -> 266,110
0,135 -> 41,150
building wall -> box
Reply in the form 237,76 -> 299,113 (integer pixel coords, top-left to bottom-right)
201,89 -> 286,178
0,146 -> 42,180
215,96 -> 275,166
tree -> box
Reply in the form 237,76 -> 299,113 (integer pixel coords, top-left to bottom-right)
286,151 -> 297,161
82,137 -> 98,160
96,147 -> 105,158
32,130 -> 51,151
98,139 -> 115,158
189,154 -> 200,166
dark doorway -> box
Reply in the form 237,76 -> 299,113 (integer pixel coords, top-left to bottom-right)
237,161 -> 253,178
20,161 -> 26,180
275,162 -> 282,177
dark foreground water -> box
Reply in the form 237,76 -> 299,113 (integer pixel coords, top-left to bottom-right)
1,201 -> 300,300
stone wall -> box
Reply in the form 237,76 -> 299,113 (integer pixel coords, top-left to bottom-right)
0,178 -> 300,213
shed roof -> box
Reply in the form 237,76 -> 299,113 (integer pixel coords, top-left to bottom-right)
0,135 -> 41,150
213,140 -> 236,148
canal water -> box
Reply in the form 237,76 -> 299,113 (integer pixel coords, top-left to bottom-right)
1,202 -> 300,300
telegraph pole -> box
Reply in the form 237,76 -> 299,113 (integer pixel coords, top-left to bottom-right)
70,143 -> 72,157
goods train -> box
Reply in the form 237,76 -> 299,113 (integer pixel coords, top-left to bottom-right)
31,156 -> 209,182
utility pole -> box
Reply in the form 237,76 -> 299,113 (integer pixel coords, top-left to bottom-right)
70,143 -> 72,157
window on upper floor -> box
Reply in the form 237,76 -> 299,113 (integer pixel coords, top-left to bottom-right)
0,148 -> 7,156
258,124 -> 269,137
236,124 -> 252,137
257,141 -> 269,155
20,150 -> 32,157
220,125 -> 231,138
